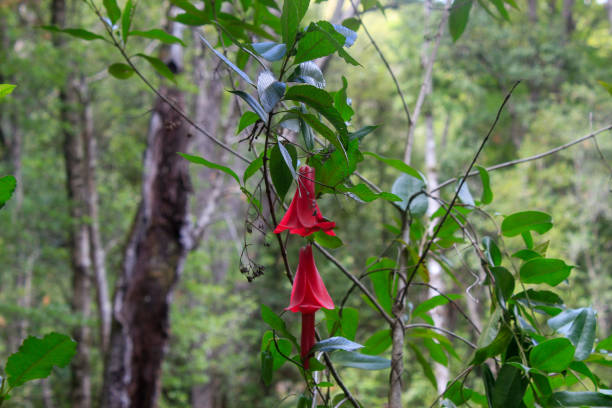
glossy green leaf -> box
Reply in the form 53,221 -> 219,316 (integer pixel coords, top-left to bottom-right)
178,153 -> 240,185
121,0 -> 133,43
311,336 -> 363,353
103,0 -> 121,24
261,350 -> 274,385
236,111 -> 260,134
471,325 -> 512,365
530,338 -> 574,372
549,391 -> 612,407
252,41 -> 286,61
449,0 -> 473,41
412,294 -> 462,320
340,308 -> 359,340
489,0 -> 510,21
520,258 -> 572,286
308,139 -> 362,195
491,364 -> 528,408
362,329 -> 392,355
362,151 -> 423,180
243,155 -> 263,183
270,338 -> 292,371
297,112 -> 343,154
331,350 -> 390,370
501,211 -> 553,237
281,0 -> 309,45
482,236 -> 501,266
229,90 -> 268,122
135,53 -> 176,82
482,364 -> 495,408
41,25 -> 106,41
349,125 -> 378,142
270,143 -> 297,201
333,76 -> 354,122
294,22 -> 359,66
366,257 -> 395,314
513,289 -> 563,310
511,249 -> 541,261
491,266 -> 514,308
476,165 -> 493,204
130,29 -> 185,45
0,175 -> 17,209
6,332 -> 77,387
199,34 -> 255,86
391,174 -> 428,216
313,231 -> 343,249
260,304 -> 297,345
548,308 -> 596,360
108,63 -> 134,79
409,343 -> 437,389
423,338 -> 448,366
336,183 -> 401,203
599,81 -> 612,96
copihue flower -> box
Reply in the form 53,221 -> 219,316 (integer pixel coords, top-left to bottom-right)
274,165 -> 336,237
286,245 -> 334,368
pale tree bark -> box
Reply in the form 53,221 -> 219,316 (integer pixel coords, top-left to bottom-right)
101,10 -> 191,408
51,0 -> 93,406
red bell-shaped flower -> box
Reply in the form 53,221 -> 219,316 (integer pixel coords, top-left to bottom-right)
286,245 -> 334,368
273,165 -> 336,237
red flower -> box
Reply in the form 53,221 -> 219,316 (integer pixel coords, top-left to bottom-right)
286,245 -> 334,368
273,165 -> 336,237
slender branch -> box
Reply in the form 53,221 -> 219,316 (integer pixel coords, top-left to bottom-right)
400,81 -> 521,303
404,323 -> 477,349
313,243 -> 394,325
431,124 -> 612,192
323,353 -> 360,408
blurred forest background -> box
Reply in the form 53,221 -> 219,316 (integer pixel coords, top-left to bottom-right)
1,0 -> 612,407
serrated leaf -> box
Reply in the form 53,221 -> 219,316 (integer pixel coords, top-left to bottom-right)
311,336 -> 363,353
108,63 -> 134,79
130,29 -> 185,45
252,41 -> 286,61
199,34 -> 254,86
135,53 -> 175,82
178,152 -> 240,185
6,332 -> 77,387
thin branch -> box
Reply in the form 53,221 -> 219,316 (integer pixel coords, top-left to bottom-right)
432,124 -> 612,192
323,353 -> 360,408
400,81 -> 521,303
404,323 -> 477,349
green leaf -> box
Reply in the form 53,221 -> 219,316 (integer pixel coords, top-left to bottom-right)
6,332 -> 77,387
108,63 -> 134,80
41,25 -> 106,41
269,143 -> 297,201
444,381 -> 473,406
449,0 -> 473,41
482,236 -> 501,266
103,0 -> 121,24
121,0 -> 133,43
362,151 -> 423,180
297,112 -> 344,155
135,53 -> 176,83
598,80 -> 612,96
530,338 -> 575,373
490,266 -> 514,308
489,0 -> 510,21
501,211 -> 553,237
277,142 -> 297,180
335,183 -> 401,204
178,153 -> 240,185
0,84 -> 16,99
313,230 -> 343,249
366,257 -> 395,314
243,155 -> 264,183
482,364 -> 496,408
519,258 -> 572,287
0,175 -> 17,209
308,139 -> 362,195
471,324 -> 512,365
362,330 -> 392,355
349,125 -> 378,142
294,21 -> 359,66
199,34 -> 255,86
423,338 -> 448,366
331,350 -> 390,370
130,29 -> 185,45
549,391 -> 612,407
289,62 -> 326,89
412,294 -> 462,320
476,165 -> 493,204
340,308 -> 359,341
511,249 -> 541,261
281,0 -> 309,45
456,178 -> 475,206
260,304 -> 297,346
334,76 -> 354,122
236,111 -> 260,134
284,85 -> 348,141
598,334 -> 612,350
257,71 -> 286,113
270,338 -> 292,371
409,343 -> 437,389
229,90 -> 268,122
311,336 -> 363,353
252,41 -> 286,61
391,174 -> 428,216
548,308 -> 597,361
491,364 -> 528,408
261,350 -> 274,385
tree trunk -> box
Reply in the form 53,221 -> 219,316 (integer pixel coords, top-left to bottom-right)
608,0 -> 612,34
51,1 -> 93,407
563,0 -> 575,36
528,0 -> 538,23
102,13 -> 191,405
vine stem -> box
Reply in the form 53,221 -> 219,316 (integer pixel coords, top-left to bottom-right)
399,81 -> 521,304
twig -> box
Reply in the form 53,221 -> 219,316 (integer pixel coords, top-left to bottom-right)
322,353 -> 360,408
431,124 -> 612,192
404,323 -> 477,349
400,81 -> 521,303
